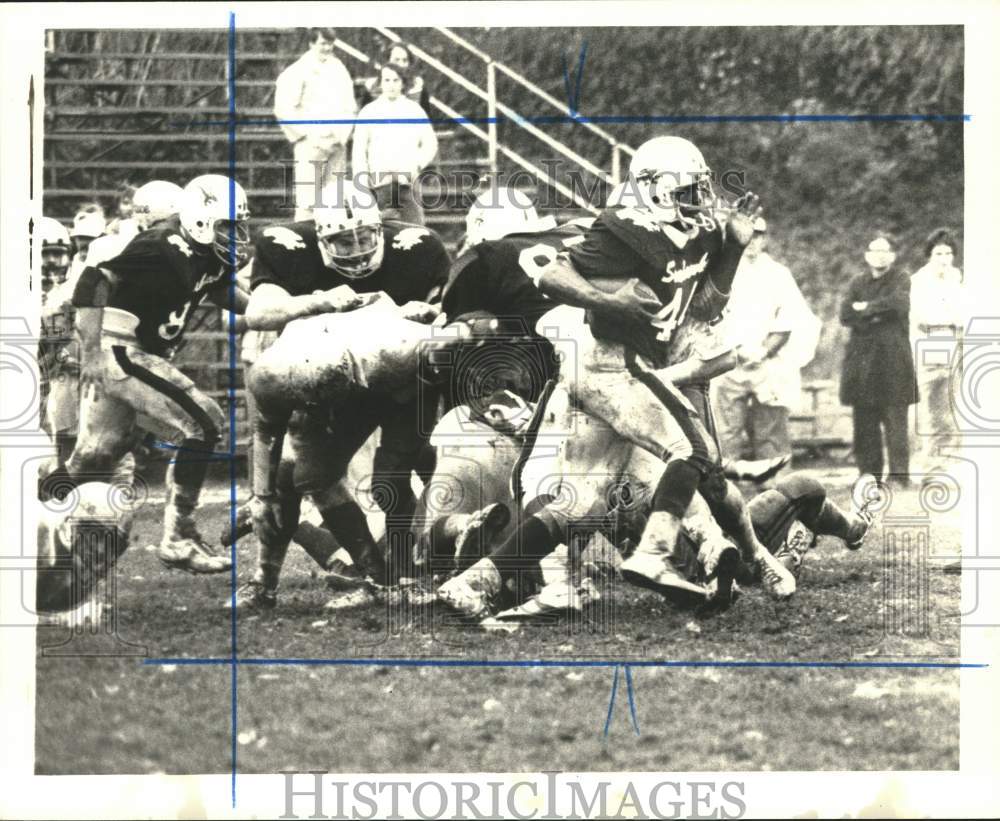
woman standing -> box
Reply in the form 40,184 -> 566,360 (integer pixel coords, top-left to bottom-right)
352,63 -> 438,225
839,233 -> 918,488
909,228 -> 965,474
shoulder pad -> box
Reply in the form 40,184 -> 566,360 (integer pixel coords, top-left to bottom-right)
603,207 -> 699,258
260,225 -> 309,252
165,233 -> 195,258
389,225 -> 433,251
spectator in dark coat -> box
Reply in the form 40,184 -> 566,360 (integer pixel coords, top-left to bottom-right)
839,233 -> 918,486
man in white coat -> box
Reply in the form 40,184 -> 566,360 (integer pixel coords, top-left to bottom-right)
275,28 -> 357,220
713,217 -> 820,474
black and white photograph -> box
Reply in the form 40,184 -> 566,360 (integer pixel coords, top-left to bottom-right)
1,2 -> 998,819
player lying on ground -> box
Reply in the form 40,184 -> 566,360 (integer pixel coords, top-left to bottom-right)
42,174 -> 250,575
484,471 -> 876,623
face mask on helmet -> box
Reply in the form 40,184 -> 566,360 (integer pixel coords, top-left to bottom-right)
39,217 -> 73,291
629,135 -> 716,225
181,175 -> 251,268
41,248 -> 71,290
317,223 -> 385,279
637,170 -> 716,224
212,219 -> 252,268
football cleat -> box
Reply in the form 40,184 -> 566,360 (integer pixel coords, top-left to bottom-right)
772,520 -> 814,576
436,558 -> 502,619
491,577 -> 600,623
157,538 -> 232,575
847,473 -> 880,550
754,544 -> 797,599
453,503 -> 511,571
323,556 -> 368,591
227,580 -> 277,611
324,584 -> 382,611
620,548 -> 709,608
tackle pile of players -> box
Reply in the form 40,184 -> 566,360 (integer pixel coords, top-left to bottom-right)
36,136 -> 876,627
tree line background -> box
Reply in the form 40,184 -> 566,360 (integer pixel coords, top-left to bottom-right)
46,25 -> 963,380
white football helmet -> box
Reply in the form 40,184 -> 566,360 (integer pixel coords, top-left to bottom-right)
464,186 -> 554,248
70,208 -> 106,240
628,136 -> 715,224
180,174 -> 251,266
39,216 -> 72,288
133,180 -> 184,231
314,180 -> 384,279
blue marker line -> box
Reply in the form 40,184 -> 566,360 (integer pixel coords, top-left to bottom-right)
624,665 -> 640,736
226,9 -> 238,810
180,112 -> 971,129
143,657 -> 987,669
562,40 -> 588,116
603,664 -> 620,738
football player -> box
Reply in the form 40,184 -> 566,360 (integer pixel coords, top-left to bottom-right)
86,180 -> 185,268
488,471 -> 878,624
48,173 -> 251,575
235,180 -> 451,608
437,136 -> 796,619
39,184 -> 187,473
38,217 -> 76,443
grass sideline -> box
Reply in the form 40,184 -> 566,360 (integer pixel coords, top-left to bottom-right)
34,479 -> 962,774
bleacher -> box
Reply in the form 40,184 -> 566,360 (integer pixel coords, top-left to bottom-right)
43,27 -> 850,462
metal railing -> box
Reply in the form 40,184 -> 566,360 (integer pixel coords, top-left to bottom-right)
363,27 -> 620,211
434,26 -> 636,183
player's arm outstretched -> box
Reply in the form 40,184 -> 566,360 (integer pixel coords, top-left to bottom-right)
688,191 -> 763,322
245,282 -> 373,331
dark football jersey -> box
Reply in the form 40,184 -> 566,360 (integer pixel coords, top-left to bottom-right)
250,219 -> 450,306
103,215 -> 227,357
568,206 -> 726,366
441,222 -> 589,335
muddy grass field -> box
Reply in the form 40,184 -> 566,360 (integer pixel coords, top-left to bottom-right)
35,474 -> 962,775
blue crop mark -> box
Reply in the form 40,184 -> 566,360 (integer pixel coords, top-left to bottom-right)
562,40 -> 588,116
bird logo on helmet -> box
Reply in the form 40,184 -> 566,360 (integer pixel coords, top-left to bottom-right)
179,174 -> 251,267
628,136 -> 716,225
313,179 -> 385,279
132,180 -> 185,231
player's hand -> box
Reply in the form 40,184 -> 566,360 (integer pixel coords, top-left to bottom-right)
248,494 -> 286,545
607,278 -> 662,336
313,285 -> 367,314
724,191 -> 763,247
79,357 -> 105,401
399,300 -> 441,324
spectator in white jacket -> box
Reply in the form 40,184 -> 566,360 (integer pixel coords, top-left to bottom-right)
713,217 -> 821,473
352,63 -> 438,226
909,227 -> 965,473
275,28 -> 357,221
